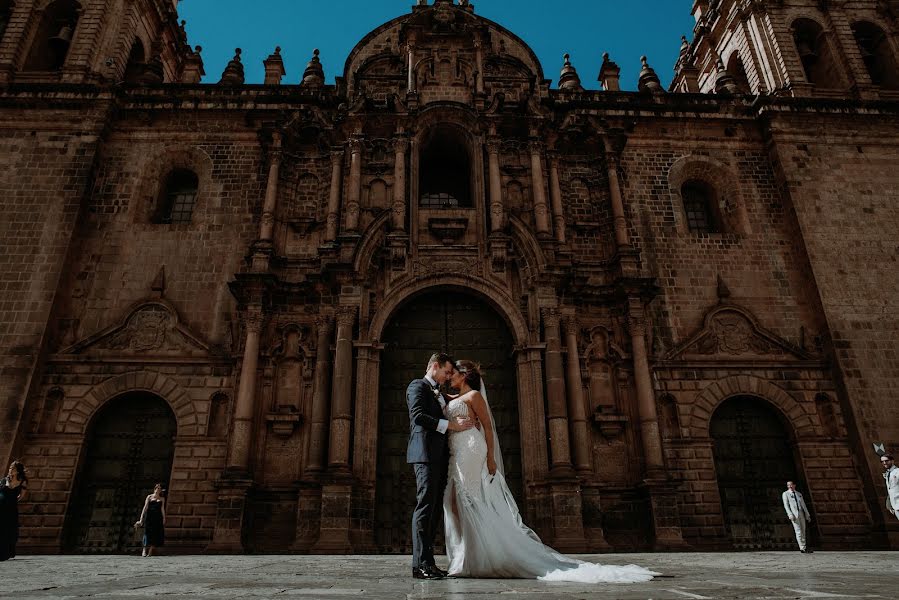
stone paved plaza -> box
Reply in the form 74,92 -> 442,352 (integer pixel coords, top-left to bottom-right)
1,552 -> 897,599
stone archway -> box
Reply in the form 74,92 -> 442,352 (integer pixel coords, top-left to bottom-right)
710,395 -> 805,550
63,392 -> 176,554
374,290 -> 520,553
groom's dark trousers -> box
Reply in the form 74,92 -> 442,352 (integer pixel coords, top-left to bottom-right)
406,378 -> 449,569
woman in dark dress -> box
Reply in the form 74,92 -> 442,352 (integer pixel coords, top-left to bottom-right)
134,483 -> 165,557
0,460 -> 28,561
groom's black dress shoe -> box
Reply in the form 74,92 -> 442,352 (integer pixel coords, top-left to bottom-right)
412,566 -> 445,580
431,566 -> 449,577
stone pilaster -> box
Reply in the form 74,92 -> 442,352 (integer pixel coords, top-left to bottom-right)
226,306 -> 264,473
542,308 -> 572,475
325,148 -> 343,243
305,314 -> 333,476
345,138 -> 363,233
327,306 -> 356,471
529,140 -> 552,238
548,152 -> 567,244
562,316 -> 591,474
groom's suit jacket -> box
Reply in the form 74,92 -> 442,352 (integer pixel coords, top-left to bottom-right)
782,489 -> 811,521
406,378 -> 448,464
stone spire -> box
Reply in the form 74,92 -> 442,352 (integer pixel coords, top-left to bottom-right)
181,45 -> 205,84
637,55 -> 663,94
671,36 -> 699,93
558,53 -> 583,91
219,48 -> 244,86
301,49 -> 325,87
263,47 -> 286,85
714,58 -> 739,95
598,52 -> 621,91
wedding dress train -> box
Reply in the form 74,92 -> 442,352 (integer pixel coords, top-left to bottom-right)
443,387 -> 658,582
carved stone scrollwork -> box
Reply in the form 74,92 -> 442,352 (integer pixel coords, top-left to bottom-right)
336,306 -> 357,328
541,307 -> 562,330
243,306 -> 265,334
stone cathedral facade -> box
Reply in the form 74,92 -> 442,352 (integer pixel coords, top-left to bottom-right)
1,0 -> 898,554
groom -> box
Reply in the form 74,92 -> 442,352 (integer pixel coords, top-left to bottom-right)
406,352 -> 472,580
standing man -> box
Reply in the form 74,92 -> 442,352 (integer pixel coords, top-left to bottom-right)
406,353 -> 472,580
881,454 -> 899,520
782,481 -> 813,553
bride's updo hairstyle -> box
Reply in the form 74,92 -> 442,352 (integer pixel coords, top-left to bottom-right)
455,360 -> 483,392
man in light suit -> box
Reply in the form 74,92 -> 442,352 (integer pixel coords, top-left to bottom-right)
881,454 -> 899,520
782,480 -> 813,553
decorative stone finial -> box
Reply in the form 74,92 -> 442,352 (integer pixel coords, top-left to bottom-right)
714,58 -> 739,95
219,48 -> 244,86
598,52 -> 621,92
181,45 -> 205,84
558,53 -> 583,91
302,48 -> 325,87
637,55 -> 663,94
263,46 -> 286,85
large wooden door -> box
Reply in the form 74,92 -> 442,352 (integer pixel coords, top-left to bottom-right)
375,291 -> 519,553
64,393 -> 176,553
711,396 -> 803,550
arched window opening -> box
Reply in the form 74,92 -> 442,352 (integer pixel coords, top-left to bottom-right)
726,54 -> 751,93
419,126 -> 471,208
23,0 -> 81,72
681,180 -> 721,234
155,169 -> 199,224
792,18 -> 841,89
123,39 -> 146,84
852,22 -> 899,90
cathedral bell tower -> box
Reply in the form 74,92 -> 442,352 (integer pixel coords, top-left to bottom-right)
0,0 -> 199,85
672,0 -> 899,100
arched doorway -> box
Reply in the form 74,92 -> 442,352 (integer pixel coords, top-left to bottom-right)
64,392 -> 176,553
711,396 -> 804,549
375,290 -> 520,553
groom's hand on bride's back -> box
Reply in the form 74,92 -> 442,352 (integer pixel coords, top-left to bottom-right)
448,416 -> 475,432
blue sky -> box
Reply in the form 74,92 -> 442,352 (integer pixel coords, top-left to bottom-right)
177,1 -> 696,90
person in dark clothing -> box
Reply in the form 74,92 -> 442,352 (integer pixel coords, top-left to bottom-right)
134,483 -> 166,557
0,460 -> 28,561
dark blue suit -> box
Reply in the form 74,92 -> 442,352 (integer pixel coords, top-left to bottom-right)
406,378 -> 449,569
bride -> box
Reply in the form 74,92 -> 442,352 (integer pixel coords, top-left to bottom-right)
443,360 -> 658,582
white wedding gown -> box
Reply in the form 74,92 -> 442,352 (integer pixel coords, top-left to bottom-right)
443,391 -> 658,582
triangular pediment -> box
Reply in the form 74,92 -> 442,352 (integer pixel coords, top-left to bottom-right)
664,304 -> 813,361
64,300 -> 214,358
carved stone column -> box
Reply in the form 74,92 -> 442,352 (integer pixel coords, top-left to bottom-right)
562,316 -> 591,474
627,302 -> 664,475
542,308 -> 572,474
628,299 -> 688,549
345,138 -> 364,233
474,37 -> 486,96
226,306 -> 264,472
487,137 -> 505,232
548,152 -> 567,244
605,151 -> 630,249
305,314 -> 333,476
327,307 -> 356,471
406,41 -> 416,93
529,141 -> 552,238
325,148 -> 343,242
392,136 -> 408,232
258,132 -> 282,242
